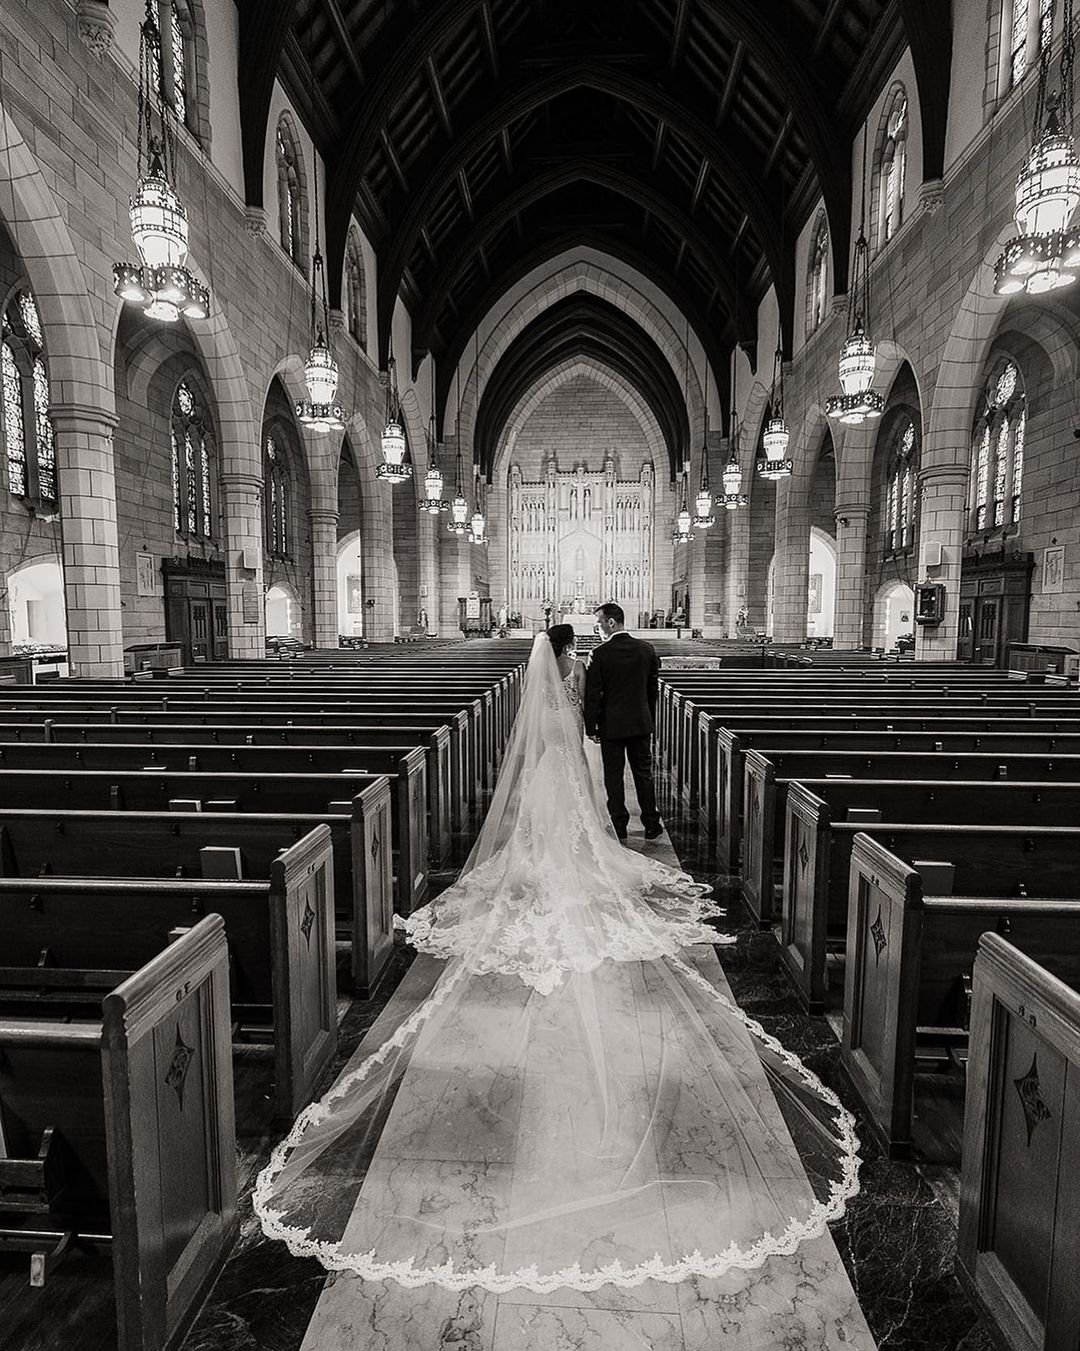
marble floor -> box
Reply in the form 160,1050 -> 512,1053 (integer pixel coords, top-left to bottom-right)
173,780 -> 995,1351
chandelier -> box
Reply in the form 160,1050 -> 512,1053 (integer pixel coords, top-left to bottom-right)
996,0 -> 1080,295
297,155 -> 345,432
377,341 -> 412,483
826,127 -> 883,425
113,1 -> 209,322
758,342 -> 794,479
447,441 -> 470,535
671,465 -> 695,543
721,426 -> 748,510
692,356 -> 715,526
419,411 -> 448,514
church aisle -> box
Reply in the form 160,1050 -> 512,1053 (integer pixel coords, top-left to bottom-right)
180,775 -> 991,1351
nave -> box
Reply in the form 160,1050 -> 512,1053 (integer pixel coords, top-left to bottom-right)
8,639 -> 1073,1351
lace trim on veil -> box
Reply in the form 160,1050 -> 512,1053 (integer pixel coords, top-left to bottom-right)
253,953 -> 862,1293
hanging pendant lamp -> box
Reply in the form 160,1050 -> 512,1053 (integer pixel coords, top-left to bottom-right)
419,410 -> 448,514
447,443 -> 471,535
758,343 -> 795,478
996,0 -> 1080,295
826,125 -> 883,425
470,471 -> 489,545
722,408 -> 748,509
113,1 -> 209,322
671,465 -> 695,543
692,353 -> 715,527
297,154 -> 345,432
377,340 -> 412,483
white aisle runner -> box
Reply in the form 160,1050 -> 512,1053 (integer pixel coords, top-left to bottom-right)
298,772 -> 877,1351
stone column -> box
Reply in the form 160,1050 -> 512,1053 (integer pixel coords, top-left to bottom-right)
52,405 -> 124,676
832,504 -> 871,649
361,480 -> 395,642
308,507 -> 339,648
219,471 -> 265,658
914,463 -> 967,661
770,477 -> 810,644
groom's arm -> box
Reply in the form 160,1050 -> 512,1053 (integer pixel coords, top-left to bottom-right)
584,648 -> 603,737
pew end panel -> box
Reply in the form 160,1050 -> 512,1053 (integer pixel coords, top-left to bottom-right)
393,748 -> 429,916
269,825 -> 337,1121
957,934 -> 1080,1351
781,784 -> 833,1012
103,914 -> 236,1350
841,832 -> 923,1157
715,727 -> 742,874
741,750 -> 778,924
427,726 -> 452,867
350,777 -> 396,998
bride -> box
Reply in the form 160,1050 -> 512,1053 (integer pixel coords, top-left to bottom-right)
255,630 -> 860,1294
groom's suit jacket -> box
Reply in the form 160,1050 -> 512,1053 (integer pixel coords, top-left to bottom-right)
584,633 -> 661,740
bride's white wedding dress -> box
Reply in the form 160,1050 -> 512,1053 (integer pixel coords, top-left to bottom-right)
254,634 -> 860,1294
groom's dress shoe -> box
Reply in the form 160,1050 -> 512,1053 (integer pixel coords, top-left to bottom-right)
643,825 -> 664,840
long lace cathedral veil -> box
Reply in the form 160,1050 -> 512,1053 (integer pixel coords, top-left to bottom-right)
254,633 -> 861,1293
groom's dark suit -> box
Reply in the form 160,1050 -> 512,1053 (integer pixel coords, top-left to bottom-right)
584,632 -> 662,837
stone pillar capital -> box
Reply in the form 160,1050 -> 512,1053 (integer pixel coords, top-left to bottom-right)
308,507 -> 340,526
917,462 -> 969,489
219,471 -> 264,491
50,403 -> 118,436
76,0 -> 117,57
244,206 -> 269,237
919,178 -> 945,216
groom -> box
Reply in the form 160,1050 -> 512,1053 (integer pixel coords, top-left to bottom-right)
584,602 -> 663,841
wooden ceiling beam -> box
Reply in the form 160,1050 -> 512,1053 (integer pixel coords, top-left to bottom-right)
380,129 -> 410,195
499,126 -> 514,176
763,112 -> 793,180
669,0 -> 691,70
690,159 -> 710,213
651,119 -> 668,172
319,0 -> 364,82
899,0 -> 952,183
715,40 -> 743,127
237,0 -> 298,208
457,167 -> 475,221
811,0 -> 847,59
426,56 -> 454,138
480,1 -> 500,79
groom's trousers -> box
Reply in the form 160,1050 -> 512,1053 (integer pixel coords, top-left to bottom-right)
599,735 -> 661,836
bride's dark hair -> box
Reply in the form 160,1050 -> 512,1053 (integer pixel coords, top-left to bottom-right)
546,623 -> 576,658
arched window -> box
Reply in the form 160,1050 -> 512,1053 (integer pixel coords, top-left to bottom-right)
275,115 -> 306,271
1,289 -> 56,504
264,434 -> 291,558
1004,0 -> 1053,92
970,360 -> 1026,531
171,379 -> 214,539
884,420 -> 918,553
806,215 -> 829,337
149,2 -> 204,141
345,229 -> 367,349
877,88 -> 908,247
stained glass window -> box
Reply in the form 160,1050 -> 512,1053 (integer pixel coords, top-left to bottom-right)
18,292 -> 42,348
346,231 -> 366,347
884,418 -> 918,551
1039,0 -> 1053,50
879,90 -> 908,246
807,217 -> 829,336
1011,0 -> 1030,86
33,358 -> 56,501
265,433 -> 290,557
171,379 -> 214,539
170,3 -> 187,124
2,342 -> 26,497
2,289 -> 53,502
972,361 -> 1025,532
276,119 -> 304,267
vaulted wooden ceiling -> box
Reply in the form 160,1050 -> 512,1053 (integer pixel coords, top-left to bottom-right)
238,0 -> 952,408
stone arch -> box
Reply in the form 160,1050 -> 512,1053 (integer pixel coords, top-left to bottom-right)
444,249 -> 711,460
872,576 -> 916,651
0,104 -> 111,413
6,552 -> 66,649
808,524 -> 837,639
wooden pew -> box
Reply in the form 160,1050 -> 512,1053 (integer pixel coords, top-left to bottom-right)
0,737 -> 451,871
779,779 -> 1080,1010
0,915 -> 236,1349
0,795 -> 395,998
957,934 -> 1080,1351
701,719 -> 1080,855
0,825 -> 336,1120
0,765 -> 427,916
0,712 -> 473,839
740,747 -> 1080,921
840,829 -> 1080,1156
